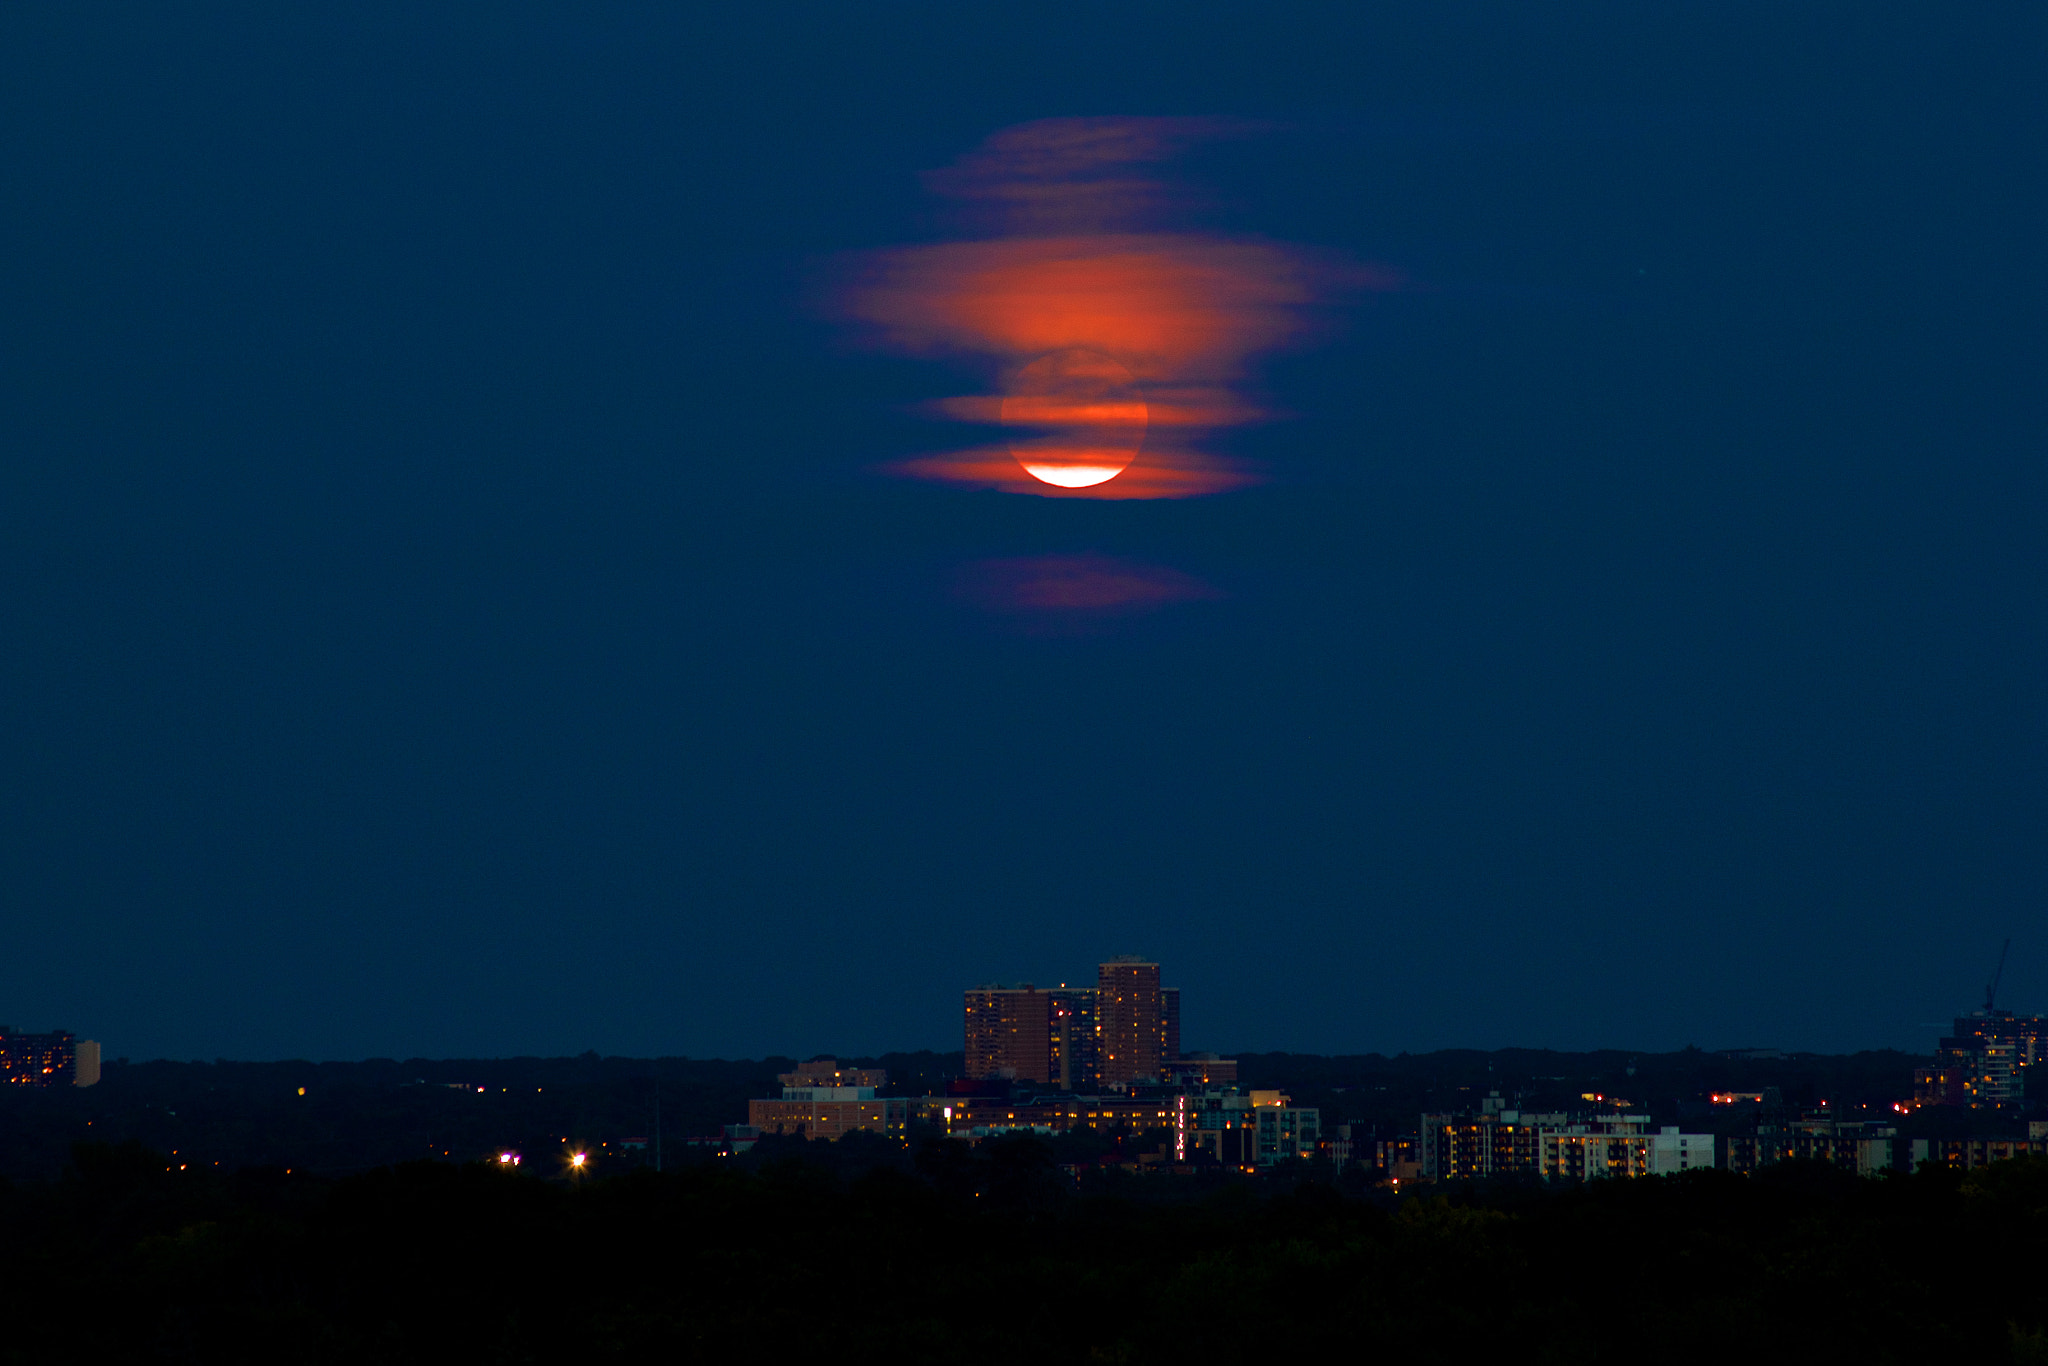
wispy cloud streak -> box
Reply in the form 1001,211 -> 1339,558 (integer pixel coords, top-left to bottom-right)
956,553 -> 1224,619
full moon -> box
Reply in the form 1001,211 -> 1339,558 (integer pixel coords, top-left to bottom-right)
1000,349 -> 1147,488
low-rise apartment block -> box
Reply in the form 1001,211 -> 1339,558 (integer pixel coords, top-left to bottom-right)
747,1060 -> 892,1140
1420,1094 -> 1714,1183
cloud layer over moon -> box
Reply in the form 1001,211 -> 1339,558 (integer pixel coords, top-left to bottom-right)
835,118 -> 1397,498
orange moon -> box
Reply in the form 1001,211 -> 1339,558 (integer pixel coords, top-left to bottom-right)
999,349 -> 1147,488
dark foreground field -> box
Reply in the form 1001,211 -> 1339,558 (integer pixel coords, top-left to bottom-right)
3,1137 -> 2046,1364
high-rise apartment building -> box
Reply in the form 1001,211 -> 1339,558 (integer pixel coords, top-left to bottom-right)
1163,987 -> 1181,1064
1097,957 -> 1164,1087
961,958 -> 1187,1090
0,1028 -> 78,1087
1049,987 -> 1099,1091
964,986 -> 1054,1083
1915,1009 -> 2047,1108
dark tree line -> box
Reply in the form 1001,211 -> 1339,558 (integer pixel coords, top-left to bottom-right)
3,1134 -> 2046,1363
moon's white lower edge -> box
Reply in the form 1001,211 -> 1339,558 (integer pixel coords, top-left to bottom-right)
1019,462 -> 1129,488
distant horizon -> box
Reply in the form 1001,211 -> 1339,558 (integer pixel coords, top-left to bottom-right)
54,1040 -> 1945,1069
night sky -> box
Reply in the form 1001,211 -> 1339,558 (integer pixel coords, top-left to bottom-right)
3,6 -> 2043,1062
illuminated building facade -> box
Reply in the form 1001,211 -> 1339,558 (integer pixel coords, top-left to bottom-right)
1097,957 -> 1164,1087
927,1083 -> 1320,1169
777,1060 -> 886,1089
1049,987 -> 1099,1091
757,958 -> 1246,1150
1915,1009 -> 2047,1108
746,1059 -> 892,1140
928,1093 -> 1181,1139
964,985 -> 1054,1083
1723,1117 -> 1901,1176
1377,1135 -> 1423,1181
1166,1054 -> 1237,1085
1249,1093 -> 1319,1166
736,1046 -> 1310,1167
1420,1094 -> 1714,1183
1420,1092 -> 1557,1180
1187,1088 -> 1319,1167
961,959 -> 1190,1090
1907,1134 -> 2048,1171
1911,1063 -> 1963,1109
1539,1126 -> 1714,1180
1196,1122 -> 1259,1169
0,1028 -> 80,1088
747,1097 -> 887,1140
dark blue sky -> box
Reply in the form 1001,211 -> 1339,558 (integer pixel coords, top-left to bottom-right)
3,5 -> 2042,1061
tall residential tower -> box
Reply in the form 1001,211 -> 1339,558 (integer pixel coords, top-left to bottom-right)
961,958 -> 1183,1090
963,985 -> 1054,1083
1097,957 -> 1165,1087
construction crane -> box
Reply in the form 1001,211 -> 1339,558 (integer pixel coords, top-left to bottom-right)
1984,938 -> 2012,1013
